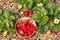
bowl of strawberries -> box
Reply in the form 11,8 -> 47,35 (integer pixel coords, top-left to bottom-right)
15,17 -> 36,38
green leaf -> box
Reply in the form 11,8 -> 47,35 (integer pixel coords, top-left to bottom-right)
33,6 -> 40,11
50,16 -> 54,22
46,2 -> 57,10
3,19 -> 9,24
0,23 -> 3,31
48,9 -> 53,15
0,20 -> 1,23
0,9 -> 2,15
9,15 -> 15,20
57,14 -> 60,20
56,7 -> 60,13
49,16 -> 55,30
34,0 -> 42,4
17,0 -> 27,5
53,23 -> 60,31
0,16 -> 5,24
32,13 -> 42,23
44,25 -> 49,33
3,9 -> 10,19
33,7 -> 48,16
39,7 -> 48,16
4,23 -> 9,30
9,27 -> 15,34
42,0 -> 50,4
49,21 -> 54,27
9,21 -> 13,27
40,26 -> 45,33
32,0 -> 42,9
49,21 -> 54,29
41,16 -> 49,26
26,0 -> 33,10
0,16 -> 4,20
54,8 -> 59,16
33,7 -> 48,15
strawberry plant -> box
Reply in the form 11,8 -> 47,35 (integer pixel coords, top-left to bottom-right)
0,9 -> 16,35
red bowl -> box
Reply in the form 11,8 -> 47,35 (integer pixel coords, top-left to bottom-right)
15,17 -> 36,38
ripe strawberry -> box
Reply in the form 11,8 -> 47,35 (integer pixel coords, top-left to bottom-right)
52,30 -> 58,35
16,23 -> 23,28
28,24 -> 36,32
16,23 -> 21,28
27,24 -> 30,29
22,22 -> 28,26
29,10 -> 33,15
26,19 -> 31,24
21,26 -> 27,33
27,31 -> 32,36
19,21 -> 23,25
24,10 -> 29,17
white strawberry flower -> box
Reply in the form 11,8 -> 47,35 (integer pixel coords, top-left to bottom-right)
40,3 -> 43,6
54,18 -> 60,24
37,4 -> 40,6
37,3 -> 43,7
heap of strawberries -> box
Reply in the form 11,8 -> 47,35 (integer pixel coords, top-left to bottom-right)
16,19 -> 36,37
